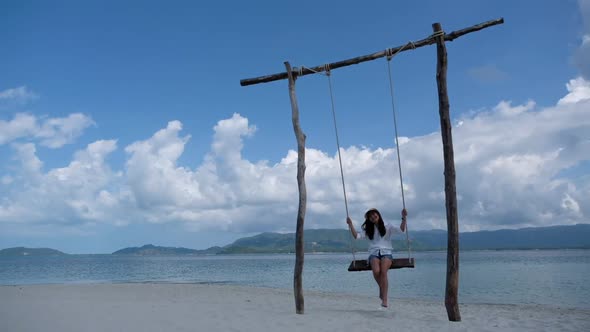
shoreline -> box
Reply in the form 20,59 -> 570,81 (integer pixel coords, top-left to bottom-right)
2,283 -> 589,332
3,247 -> 590,256
2,280 -> 590,311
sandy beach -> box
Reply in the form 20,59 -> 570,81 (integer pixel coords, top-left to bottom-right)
1,283 -> 588,332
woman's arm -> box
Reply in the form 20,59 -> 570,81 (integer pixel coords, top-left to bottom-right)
346,217 -> 358,239
400,208 -> 408,232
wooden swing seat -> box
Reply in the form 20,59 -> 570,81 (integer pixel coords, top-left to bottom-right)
348,258 -> 415,272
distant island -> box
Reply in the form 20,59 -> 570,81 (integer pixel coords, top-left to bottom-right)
0,247 -> 67,256
2,224 -> 589,256
112,244 -> 222,256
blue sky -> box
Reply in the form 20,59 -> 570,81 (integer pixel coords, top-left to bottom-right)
1,0 -> 589,253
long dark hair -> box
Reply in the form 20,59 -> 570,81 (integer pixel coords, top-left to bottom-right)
361,208 -> 386,240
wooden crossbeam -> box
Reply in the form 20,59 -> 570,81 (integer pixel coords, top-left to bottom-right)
240,18 -> 503,86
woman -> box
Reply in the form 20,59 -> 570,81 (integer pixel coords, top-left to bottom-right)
346,208 -> 407,308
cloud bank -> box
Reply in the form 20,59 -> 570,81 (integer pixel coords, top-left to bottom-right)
0,79 -> 589,236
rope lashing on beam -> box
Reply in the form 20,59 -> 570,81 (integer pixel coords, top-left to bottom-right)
385,40 -> 418,61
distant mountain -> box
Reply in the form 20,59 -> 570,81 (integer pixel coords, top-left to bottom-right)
7,224 -> 586,257
217,224 -> 590,253
0,247 -> 67,256
219,229 -> 356,254
460,224 -> 590,250
112,244 -> 222,255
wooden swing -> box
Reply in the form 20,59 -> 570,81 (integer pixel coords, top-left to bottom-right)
348,257 -> 415,271
318,49 -> 415,272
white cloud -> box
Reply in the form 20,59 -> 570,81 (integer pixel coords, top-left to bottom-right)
0,86 -> 38,104
0,112 -> 94,148
0,140 -> 125,228
558,77 -> 590,104
123,114 -> 294,232
124,120 -> 198,209
0,113 -> 37,145
13,143 -> 43,177
0,82 -> 589,235
494,100 -> 536,116
36,113 -> 96,148
561,193 -> 581,215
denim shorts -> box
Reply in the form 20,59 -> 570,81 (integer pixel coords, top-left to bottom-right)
368,250 -> 393,263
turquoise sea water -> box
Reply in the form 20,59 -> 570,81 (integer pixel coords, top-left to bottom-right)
1,250 -> 589,309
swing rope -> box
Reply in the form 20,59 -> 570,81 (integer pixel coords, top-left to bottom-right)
325,66 -> 350,220
325,66 -> 357,263
386,45 -> 413,260
300,64 -> 357,262
299,50 -> 414,265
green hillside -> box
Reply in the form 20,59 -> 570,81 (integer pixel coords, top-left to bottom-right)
218,224 -> 590,253
0,247 -> 67,256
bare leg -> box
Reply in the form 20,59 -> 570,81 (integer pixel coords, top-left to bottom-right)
370,257 -> 382,300
380,258 -> 393,307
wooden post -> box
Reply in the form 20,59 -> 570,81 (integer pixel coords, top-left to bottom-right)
284,61 -> 307,314
433,22 -> 461,322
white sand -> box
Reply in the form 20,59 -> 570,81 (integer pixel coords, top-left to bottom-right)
1,283 -> 588,332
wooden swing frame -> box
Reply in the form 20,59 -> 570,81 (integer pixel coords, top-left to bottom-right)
240,18 -> 504,321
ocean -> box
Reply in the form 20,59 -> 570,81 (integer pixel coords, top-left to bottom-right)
1,249 -> 589,309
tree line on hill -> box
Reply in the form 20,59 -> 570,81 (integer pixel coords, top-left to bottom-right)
2,224 -> 588,256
